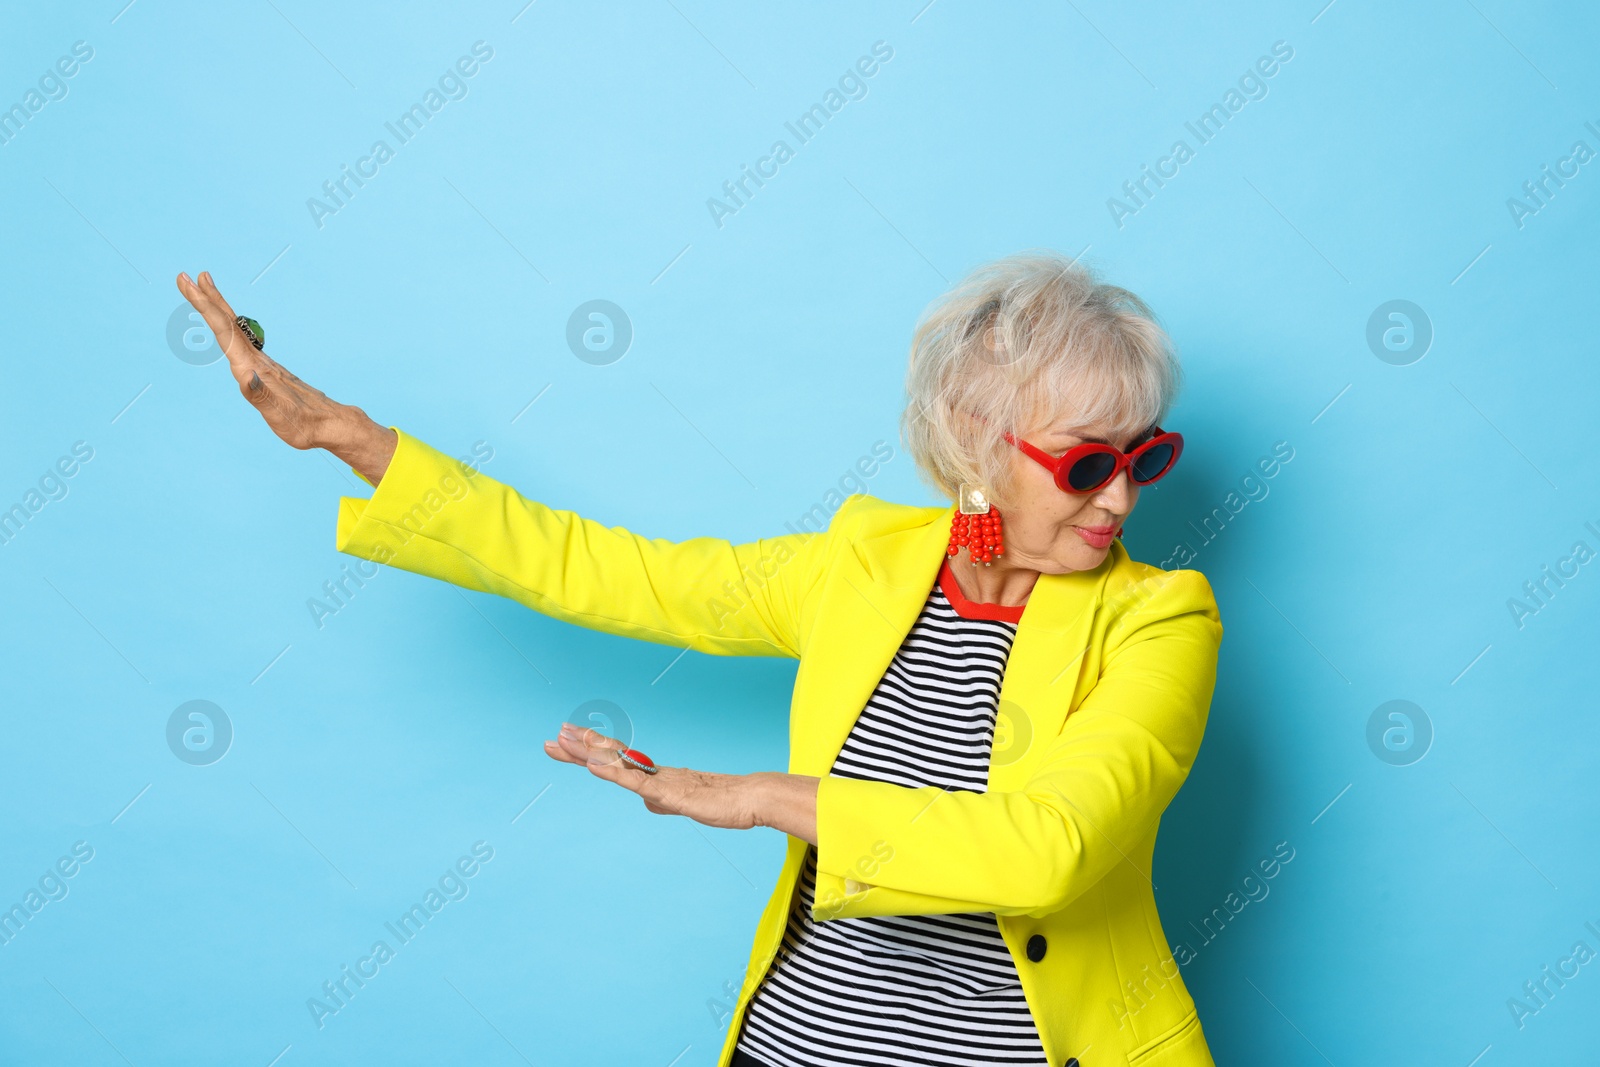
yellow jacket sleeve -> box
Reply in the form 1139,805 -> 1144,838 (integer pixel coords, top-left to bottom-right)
812,568 -> 1221,918
333,427 -> 831,658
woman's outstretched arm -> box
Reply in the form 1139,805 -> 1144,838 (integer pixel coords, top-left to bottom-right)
176,270 -> 833,659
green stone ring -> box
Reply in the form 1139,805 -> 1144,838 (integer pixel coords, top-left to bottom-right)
235,315 -> 265,350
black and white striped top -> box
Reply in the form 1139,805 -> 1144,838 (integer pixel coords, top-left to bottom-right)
733,560 -> 1050,1067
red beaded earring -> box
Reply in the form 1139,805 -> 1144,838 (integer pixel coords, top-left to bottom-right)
947,484 -> 1004,566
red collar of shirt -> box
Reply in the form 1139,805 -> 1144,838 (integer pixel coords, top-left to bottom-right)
937,559 -> 1025,623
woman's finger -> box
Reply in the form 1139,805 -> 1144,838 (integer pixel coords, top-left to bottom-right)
560,723 -> 638,768
582,750 -> 653,790
175,271 -> 263,391
197,270 -> 238,319
555,728 -> 630,772
542,739 -> 584,765
542,732 -> 632,772
176,271 -> 243,355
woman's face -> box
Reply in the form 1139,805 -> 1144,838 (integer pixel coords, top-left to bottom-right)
998,416 -> 1146,575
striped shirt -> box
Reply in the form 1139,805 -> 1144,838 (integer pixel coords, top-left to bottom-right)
733,560 -> 1049,1067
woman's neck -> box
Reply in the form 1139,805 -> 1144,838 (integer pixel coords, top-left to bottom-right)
944,549 -> 1041,608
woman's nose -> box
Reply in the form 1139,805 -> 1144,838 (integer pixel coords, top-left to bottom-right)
1093,470 -> 1137,511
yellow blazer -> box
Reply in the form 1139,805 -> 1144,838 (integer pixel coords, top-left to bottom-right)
334,427 -> 1224,1067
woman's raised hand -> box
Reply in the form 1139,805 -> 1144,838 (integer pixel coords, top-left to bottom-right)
175,271 -> 350,450
176,270 -> 396,482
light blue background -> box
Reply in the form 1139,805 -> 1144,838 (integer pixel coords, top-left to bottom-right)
2,1 -> 1597,1064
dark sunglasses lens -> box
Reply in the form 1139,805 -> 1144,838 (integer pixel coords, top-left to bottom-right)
1065,452 -> 1117,492
1130,443 -> 1175,483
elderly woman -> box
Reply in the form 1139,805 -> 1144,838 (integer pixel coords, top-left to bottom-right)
175,251 -> 1222,1067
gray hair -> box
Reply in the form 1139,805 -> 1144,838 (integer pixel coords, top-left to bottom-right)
900,249 -> 1183,510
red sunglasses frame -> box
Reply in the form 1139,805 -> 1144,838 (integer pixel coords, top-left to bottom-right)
1002,426 -> 1185,495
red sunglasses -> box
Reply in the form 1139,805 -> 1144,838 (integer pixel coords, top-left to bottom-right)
1003,425 -> 1184,494
960,412 -> 1190,495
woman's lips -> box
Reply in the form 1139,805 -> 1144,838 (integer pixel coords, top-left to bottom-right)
1073,525 -> 1115,548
